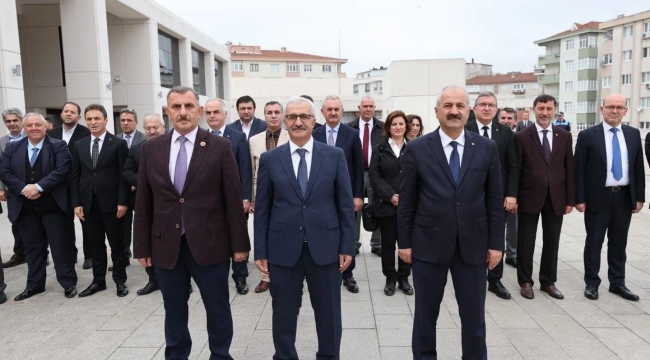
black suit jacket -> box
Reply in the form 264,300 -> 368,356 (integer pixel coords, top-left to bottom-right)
227,118 -> 267,140
397,130 -> 504,265
313,123 -> 364,198
70,132 -> 129,214
465,120 -> 518,197
219,127 -> 253,200
122,141 -> 144,208
0,137 -> 72,223
48,124 -> 91,149
368,138 -> 407,217
576,123 -> 645,210
516,120 -> 534,132
346,118 -> 385,153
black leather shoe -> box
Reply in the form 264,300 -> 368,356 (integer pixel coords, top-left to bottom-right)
609,285 -> 639,301
0,291 -> 6,304
108,266 -> 113,272
82,259 -> 92,270
46,257 -> 50,266
371,248 -> 382,257
236,281 -> 249,295
505,257 -> 517,268
137,282 -> 159,296
64,286 -> 78,298
384,282 -> 396,296
125,249 -> 132,258
398,279 -> 414,295
78,283 -> 107,297
355,248 -> 360,255
488,282 -> 512,300
116,283 -> 129,297
2,254 -> 27,268
343,277 -> 359,293
584,285 -> 599,300
14,288 -> 45,301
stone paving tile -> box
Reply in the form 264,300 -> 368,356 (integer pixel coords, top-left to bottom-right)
588,328 -> 650,360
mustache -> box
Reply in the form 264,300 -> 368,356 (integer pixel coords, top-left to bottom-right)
446,114 -> 462,120
291,125 -> 307,131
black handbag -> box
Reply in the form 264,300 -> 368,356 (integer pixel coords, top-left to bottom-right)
361,202 -> 378,232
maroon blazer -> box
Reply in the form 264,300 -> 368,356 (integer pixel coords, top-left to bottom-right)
133,127 -> 250,269
515,124 -> 575,216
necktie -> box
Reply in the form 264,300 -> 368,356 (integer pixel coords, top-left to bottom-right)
175,136 -> 188,233
296,149 -> 308,198
211,130 -> 222,137
449,141 -> 460,184
482,126 -> 489,138
270,133 -> 276,149
611,128 -> 622,181
125,134 -> 132,148
92,138 -> 100,168
362,122 -> 370,168
328,129 -> 335,146
542,130 -> 551,163
29,148 -> 39,167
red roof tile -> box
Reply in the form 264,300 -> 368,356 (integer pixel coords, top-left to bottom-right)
466,72 -> 538,85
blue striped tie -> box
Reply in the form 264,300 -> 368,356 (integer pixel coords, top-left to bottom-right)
296,149 -> 308,197
29,148 -> 39,167
611,128 -> 622,181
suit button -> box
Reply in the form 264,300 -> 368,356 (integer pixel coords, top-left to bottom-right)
456,202 -> 460,205
299,227 -> 303,230
180,198 -> 184,203
302,205 -> 306,209
175,224 -> 180,228
453,222 -> 457,226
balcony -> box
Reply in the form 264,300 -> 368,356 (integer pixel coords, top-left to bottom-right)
538,53 -> 560,66
539,73 -> 559,85
533,66 -> 546,75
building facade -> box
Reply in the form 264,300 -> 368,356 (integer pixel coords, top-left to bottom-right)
535,22 -> 604,125
466,72 -> 542,119
0,0 -> 231,136
599,11 -> 650,128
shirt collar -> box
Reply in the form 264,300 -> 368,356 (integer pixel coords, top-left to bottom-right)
535,122 -> 552,133
388,137 -> 404,148
602,121 -> 621,133
267,128 -> 281,137
8,130 -> 25,140
289,137 -> 314,155
241,119 -> 253,129
63,125 -> 77,134
326,122 -> 341,133
28,139 -> 45,151
359,118 -> 373,129
210,123 -> 227,135
171,126 -> 199,145
477,120 -> 492,131
93,131 -> 108,142
123,131 -> 135,138
439,129 -> 466,148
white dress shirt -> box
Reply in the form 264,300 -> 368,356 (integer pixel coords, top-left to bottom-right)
358,118 -> 374,167
535,122 -> 553,150
477,121 -> 492,139
388,137 -> 404,158
289,137 -> 314,179
602,122 -> 629,186
62,125 -> 76,144
169,126 -> 198,184
439,130 -> 466,166
89,131 -> 107,156
326,122 -> 341,145
123,131 -> 135,148
241,120 -> 252,139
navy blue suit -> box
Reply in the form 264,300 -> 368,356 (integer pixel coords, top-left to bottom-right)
0,137 -> 77,291
397,129 -> 504,360
254,140 -> 355,359
227,117 -> 267,140
313,123 -> 364,281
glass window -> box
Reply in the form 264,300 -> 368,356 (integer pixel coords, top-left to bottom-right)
532,82 -> 540,89
579,35 -> 588,48
577,101 -> 596,113
365,84 -> 370,93
500,84 -> 508,90
466,85 -> 480,93
158,30 -> 180,89
249,63 -> 259,72
191,47 -> 206,95
214,59 -> 224,98
564,81 -> 573,92
578,58 -> 597,70
624,26 -> 633,37
270,64 -> 279,72
642,97 -> 650,108
577,80 -> 597,91
645,22 -> 650,33
622,74 -> 631,85
353,85 -> 358,94
323,65 -> 332,73
644,47 -> 650,58
565,60 -> 574,71
304,64 -> 312,72
232,61 -> 243,71
642,72 -> 650,84
602,76 -> 611,88
623,50 -> 632,61
512,83 -> 525,90
564,102 -> 573,113
287,62 -> 299,72
566,39 -> 575,50
602,54 -> 612,64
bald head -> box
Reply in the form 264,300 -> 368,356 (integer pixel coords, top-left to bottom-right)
600,93 -> 628,127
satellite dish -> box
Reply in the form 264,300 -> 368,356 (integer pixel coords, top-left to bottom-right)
637,106 -> 643,112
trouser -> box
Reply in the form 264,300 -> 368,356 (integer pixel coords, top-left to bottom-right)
84,196 -> 127,285
0,248 -> 6,294
487,210 -> 517,284
123,208 -> 133,257
11,222 -> 25,255
355,171 -> 380,251
378,215 -> 410,282
145,266 -> 157,284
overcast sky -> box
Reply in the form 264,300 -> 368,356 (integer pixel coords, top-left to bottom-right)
153,0 -> 649,76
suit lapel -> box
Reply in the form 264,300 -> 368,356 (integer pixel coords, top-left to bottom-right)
528,127 -> 547,163
593,123 -> 607,166
41,138 -> 51,168
159,133 -> 176,193
182,130 -> 208,193
428,130 -> 456,187
78,137 -> 93,169
622,124 -> 636,169
280,145 -> 303,199
549,127 -> 561,164
467,121 -> 479,135
335,124 -> 349,147
457,131 -> 476,186
490,121 -> 501,143
94,134 -> 114,168
304,142 -> 324,200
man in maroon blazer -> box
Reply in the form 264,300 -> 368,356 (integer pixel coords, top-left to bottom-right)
515,94 -> 575,300
133,86 -> 250,359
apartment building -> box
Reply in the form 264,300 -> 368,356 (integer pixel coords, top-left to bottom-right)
353,66 -> 386,99
466,72 -> 541,118
599,11 -> 650,128
535,22 -> 604,125
466,60 -> 493,79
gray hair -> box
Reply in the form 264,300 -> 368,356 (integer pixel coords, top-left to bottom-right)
323,95 -> 343,109
285,96 -> 318,118
144,113 -> 165,126
359,96 -> 375,105
2,108 -> 24,122
474,91 -> 498,107
205,98 -> 227,109
264,101 -> 284,112
436,86 -> 469,107
23,112 -> 47,125
166,86 -> 199,102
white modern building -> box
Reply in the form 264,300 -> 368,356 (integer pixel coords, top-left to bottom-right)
0,0 -> 232,136
353,67 -> 386,99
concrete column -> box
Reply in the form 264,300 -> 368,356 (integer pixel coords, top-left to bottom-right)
0,0 -> 25,136
205,52 -> 216,98
179,39 -> 193,88
59,0 -> 113,130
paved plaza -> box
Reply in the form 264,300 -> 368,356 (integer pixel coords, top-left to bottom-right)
3,190 -> 650,360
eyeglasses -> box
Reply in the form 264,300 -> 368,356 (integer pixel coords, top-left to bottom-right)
476,103 -> 497,109
604,105 -> 627,111
285,114 -> 314,122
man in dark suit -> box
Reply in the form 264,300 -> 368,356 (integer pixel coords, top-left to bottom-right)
48,101 -> 92,269
134,86 -> 250,359
0,113 -> 78,301
71,104 -> 130,298
576,94 -> 644,301
314,95 -> 364,294
346,96 -> 384,256
0,247 -> 5,304
499,107 -> 518,133
516,111 -> 534,132
515,94 -> 575,300
255,96 -> 355,359
465,92 -> 518,300
122,113 -> 166,296
227,95 -> 267,140
398,86 -> 504,359
205,98 -> 253,295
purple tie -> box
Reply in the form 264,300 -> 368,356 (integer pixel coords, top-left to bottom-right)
174,136 -> 188,233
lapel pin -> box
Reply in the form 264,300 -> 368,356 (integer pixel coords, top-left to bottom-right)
555,134 -> 558,136
472,143 -> 475,146
200,141 -> 206,146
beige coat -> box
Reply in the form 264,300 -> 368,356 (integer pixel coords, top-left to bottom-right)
249,129 -> 290,201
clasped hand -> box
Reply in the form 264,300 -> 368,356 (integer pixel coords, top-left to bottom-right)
21,184 -> 41,200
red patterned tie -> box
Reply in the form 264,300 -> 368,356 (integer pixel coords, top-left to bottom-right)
363,122 -> 370,168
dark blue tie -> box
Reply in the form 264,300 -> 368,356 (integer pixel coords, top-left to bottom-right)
29,148 -> 39,167
611,128 -> 622,181
449,141 -> 460,184
296,149 -> 308,197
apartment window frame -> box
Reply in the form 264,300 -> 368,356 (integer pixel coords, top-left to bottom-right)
158,30 -> 181,89
466,85 -> 480,93
322,65 -> 332,73
644,47 -> 650,58
564,102 -> 573,113
532,82 -> 540,89
190,47 -> 206,95
214,59 -> 224,98
500,84 -> 508,90
623,50 -> 632,62
577,79 -> 597,91
249,63 -> 259,72
565,60 -> 574,71
353,85 -> 359,94
564,81 -> 574,92
566,39 -> 575,50
578,57 -> 597,70
603,54 -> 612,65
645,22 -> 650,33
270,63 -> 279,73
642,72 -> 650,84
577,101 -> 597,113
512,83 -> 525,91
641,97 -> 650,108
365,84 -> 370,93
232,61 -> 244,72
304,64 -> 312,73
624,25 -> 633,37
622,74 -> 631,85
602,76 -> 612,88
287,62 -> 299,72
